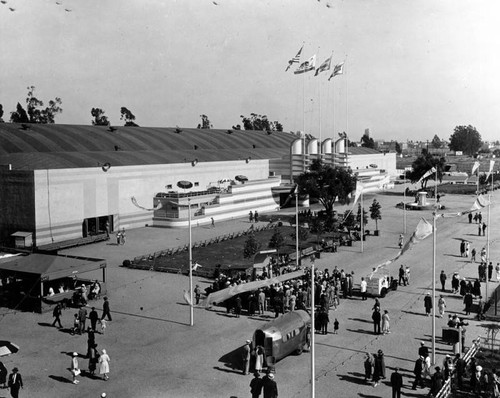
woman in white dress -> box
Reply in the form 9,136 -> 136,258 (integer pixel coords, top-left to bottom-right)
99,349 -> 111,380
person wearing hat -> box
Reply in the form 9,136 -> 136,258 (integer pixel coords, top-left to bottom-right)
262,372 -> 278,398
194,285 -> 202,305
250,372 -> 263,398
101,296 -> 112,321
242,340 -> 252,375
390,367 -> 403,398
70,352 -> 80,384
418,342 -> 429,359
424,292 -> 432,316
7,367 -> 23,398
372,350 -> 386,387
98,349 -> 111,381
430,366 -> 444,396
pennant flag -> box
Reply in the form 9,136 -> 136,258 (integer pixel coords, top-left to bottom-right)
351,181 -> 365,208
485,160 -> 495,180
417,167 -> 436,184
131,197 -> 163,211
470,195 -> 490,211
294,54 -> 316,74
393,217 -> 433,260
471,161 -> 480,175
314,55 -> 332,76
280,184 -> 298,208
328,62 -> 344,80
285,45 -> 303,72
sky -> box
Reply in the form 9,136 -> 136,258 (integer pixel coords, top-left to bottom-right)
1,0 -> 499,143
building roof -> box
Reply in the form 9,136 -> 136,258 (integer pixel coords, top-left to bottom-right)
0,124 -> 297,170
349,147 -> 382,155
0,253 -> 105,280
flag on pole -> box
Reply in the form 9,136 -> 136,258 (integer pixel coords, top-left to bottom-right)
294,54 -> 316,74
470,195 -> 490,211
485,160 -> 495,180
417,167 -> 436,184
328,62 -> 344,80
285,45 -> 303,72
471,161 -> 480,175
351,181 -> 365,208
314,55 -> 332,76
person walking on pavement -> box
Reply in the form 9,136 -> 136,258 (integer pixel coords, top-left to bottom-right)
372,307 -> 381,335
424,292 -> 432,316
454,353 -> 466,390
412,356 -> 425,389
249,211 -> 254,223
430,366 -> 444,397
440,271 -> 447,292
372,349 -> 386,387
89,307 -> 99,331
398,265 -> 406,286
360,277 -> 367,300
98,349 -> 110,381
364,352 -> 374,382
382,310 -> 391,334
8,367 -> 23,398
488,262 -> 494,281
101,297 -> 112,321
250,372 -> 263,398
78,306 -> 88,335
438,295 -> 446,318
242,340 -> 251,375
398,234 -> 404,249
0,361 -> 7,389
390,367 -> 403,398
262,372 -> 278,398
471,247 -> 477,262
70,352 -> 80,384
51,303 -> 63,328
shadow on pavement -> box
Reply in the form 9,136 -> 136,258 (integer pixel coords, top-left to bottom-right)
49,375 -> 72,384
346,328 -> 374,335
37,322 -> 54,327
338,373 -> 368,385
217,346 -> 244,374
347,318 -> 372,324
111,310 -> 187,326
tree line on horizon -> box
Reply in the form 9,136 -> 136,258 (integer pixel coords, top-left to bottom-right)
0,87 -> 492,157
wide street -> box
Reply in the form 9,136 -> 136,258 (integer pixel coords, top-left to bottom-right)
1,183 -> 498,398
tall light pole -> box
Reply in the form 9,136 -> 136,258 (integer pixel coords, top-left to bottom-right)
177,180 -> 194,326
432,211 -> 437,365
295,186 -> 300,269
403,171 -> 407,234
188,196 -> 193,326
310,255 -> 315,398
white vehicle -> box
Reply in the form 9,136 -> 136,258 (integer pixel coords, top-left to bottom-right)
366,272 -> 391,297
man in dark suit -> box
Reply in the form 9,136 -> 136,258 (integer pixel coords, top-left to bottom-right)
412,356 -> 425,390
8,367 -> 23,398
262,372 -> 278,398
390,367 -> 403,398
101,296 -> 112,321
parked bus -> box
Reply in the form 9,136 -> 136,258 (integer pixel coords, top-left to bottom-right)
252,310 -> 311,366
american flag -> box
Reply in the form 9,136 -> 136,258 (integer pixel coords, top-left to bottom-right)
328,62 -> 344,80
285,46 -> 303,71
315,55 -> 332,76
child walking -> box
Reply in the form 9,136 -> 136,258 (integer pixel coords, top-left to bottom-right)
333,318 -> 339,334
100,318 -> 107,334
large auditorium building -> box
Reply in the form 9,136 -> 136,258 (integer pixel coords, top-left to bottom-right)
0,124 -> 396,249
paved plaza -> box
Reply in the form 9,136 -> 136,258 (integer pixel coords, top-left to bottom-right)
1,184 -> 499,398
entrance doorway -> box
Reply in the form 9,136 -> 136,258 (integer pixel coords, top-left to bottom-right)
82,215 -> 114,238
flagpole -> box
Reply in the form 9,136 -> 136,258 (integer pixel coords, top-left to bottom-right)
361,190 -> 364,253
311,255 -> 315,398
486,179 -> 491,300
432,212 -> 436,365
296,187 -> 299,269
345,56 -> 348,137
188,197 -> 194,326
403,171 -> 407,234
